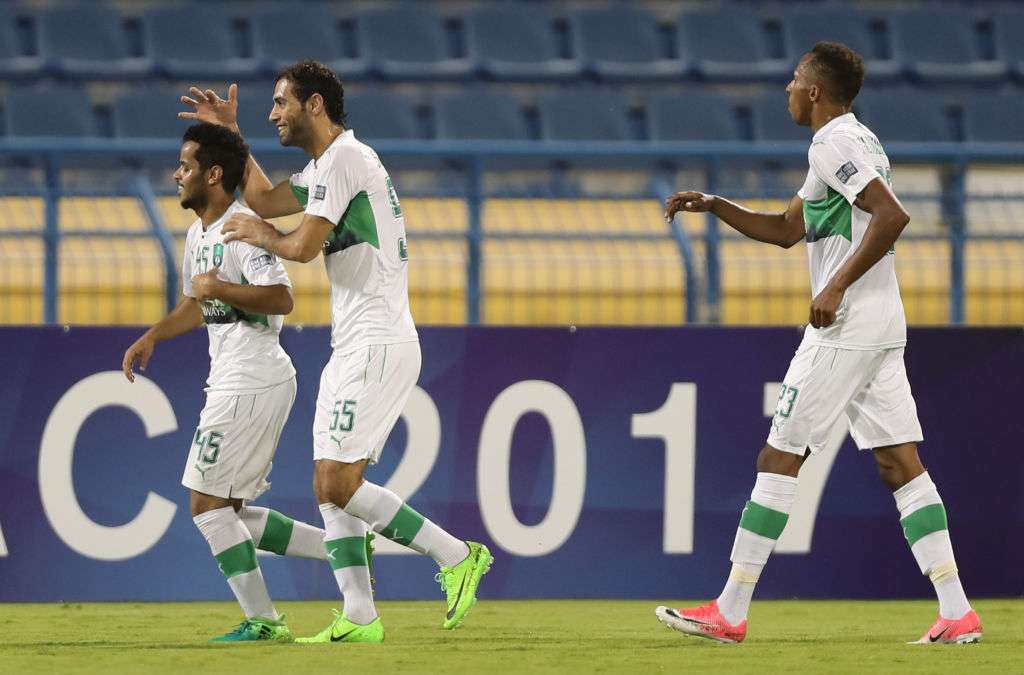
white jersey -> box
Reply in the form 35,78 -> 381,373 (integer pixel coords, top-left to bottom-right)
289,129 -> 418,353
797,112 -> 907,350
182,201 -> 295,392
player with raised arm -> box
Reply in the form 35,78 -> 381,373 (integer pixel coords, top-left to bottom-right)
122,123 -> 333,643
656,42 -> 981,645
178,62 -> 492,643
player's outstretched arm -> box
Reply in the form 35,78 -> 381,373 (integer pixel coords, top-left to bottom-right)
178,84 -> 303,220
666,191 -> 805,248
808,178 -> 910,328
222,212 -> 334,264
190,267 -> 294,316
122,296 -> 204,382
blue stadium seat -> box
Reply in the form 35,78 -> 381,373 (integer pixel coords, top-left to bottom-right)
537,91 -> 630,140
356,7 -> 472,81
112,87 -> 190,138
345,90 -> 420,140
750,94 -> 813,143
781,7 -> 901,83
6,87 -> 97,137
235,83 -> 280,141
993,10 -> 1024,81
677,8 -> 789,82
464,6 -> 579,81
37,5 -> 151,79
434,91 -> 528,140
646,91 -> 739,141
855,90 -> 955,142
962,93 -> 1024,143
251,4 -> 368,80
0,7 -> 44,79
890,9 -> 1006,84
570,7 -> 684,81
143,6 -> 260,80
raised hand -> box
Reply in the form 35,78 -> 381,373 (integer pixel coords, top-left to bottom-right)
665,191 -> 717,222
178,83 -> 240,132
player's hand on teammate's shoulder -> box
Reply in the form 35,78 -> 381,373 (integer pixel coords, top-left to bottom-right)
179,83 -> 240,133
223,212 -> 274,248
190,267 -> 224,303
665,191 -> 716,221
122,335 -> 155,383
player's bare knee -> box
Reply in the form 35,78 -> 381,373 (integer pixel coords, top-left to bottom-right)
873,442 -> 924,491
189,490 -> 237,517
756,444 -> 803,477
314,458 -> 365,509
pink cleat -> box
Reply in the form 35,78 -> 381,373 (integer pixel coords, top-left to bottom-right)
655,601 -> 747,644
910,610 -> 982,644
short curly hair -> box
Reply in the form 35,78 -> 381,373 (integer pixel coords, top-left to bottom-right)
182,123 -> 249,193
276,60 -> 347,126
809,41 -> 865,105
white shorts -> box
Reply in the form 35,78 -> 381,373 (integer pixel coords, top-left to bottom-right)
313,341 -> 421,465
181,377 -> 296,500
766,338 -> 923,455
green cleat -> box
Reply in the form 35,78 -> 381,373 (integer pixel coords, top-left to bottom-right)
211,616 -> 292,642
295,609 -> 384,644
437,541 -> 493,630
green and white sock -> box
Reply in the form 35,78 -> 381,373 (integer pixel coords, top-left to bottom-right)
344,481 -> 469,568
717,472 -> 798,625
320,503 -> 377,626
240,506 -> 328,561
193,506 -> 277,620
894,471 -> 971,619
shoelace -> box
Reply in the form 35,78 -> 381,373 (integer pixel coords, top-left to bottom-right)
434,570 -> 455,598
225,619 -> 257,637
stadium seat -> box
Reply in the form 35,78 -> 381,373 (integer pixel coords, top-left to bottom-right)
344,90 -> 420,140
962,93 -> 1024,143
570,7 -> 684,81
781,7 -> 901,83
464,6 -> 579,81
537,91 -> 630,141
6,87 -> 97,137
37,5 -> 151,79
356,6 -> 472,80
251,3 -> 368,80
143,6 -> 260,80
750,94 -> 813,143
855,90 -> 955,142
434,91 -> 528,140
233,83 -> 281,141
646,91 -> 740,141
677,8 -> 790,82
112,87 -> 190,139
993,9 -> 1024,81
890,9 -> 1007,84
0,7 -> 44,79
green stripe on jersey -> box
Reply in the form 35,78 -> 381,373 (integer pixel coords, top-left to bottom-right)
324,191 -> 380,256
804,187 -> 852,243
901,503 -> 948,547
257,510 -> 294,556
215,540 -> 259,578
325,536 -> 368,570
738,500 -> 789,540
290,182 -> 309,206
379,504 -> 425,547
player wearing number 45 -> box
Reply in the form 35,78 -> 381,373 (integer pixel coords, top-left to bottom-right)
658,42 -> 980,645
178,61 -> 492,643
122,123 -> 333,642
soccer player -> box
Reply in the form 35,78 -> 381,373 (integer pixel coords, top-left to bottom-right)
657,42 -> 981,645
122,123 -> 332,642
178,62 -> 492,643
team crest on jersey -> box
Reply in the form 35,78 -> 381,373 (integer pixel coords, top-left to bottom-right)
398,238 -> 408,261
212,243 -> 224,267
314,185 -> 326,200
835,161 -> 858,184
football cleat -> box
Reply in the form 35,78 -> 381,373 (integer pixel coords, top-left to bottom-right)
295,609 -> 384,644
910,610 -> 982,644
437,541 -> 493,630
211,616 -> 292,642
655,601 -> 747,644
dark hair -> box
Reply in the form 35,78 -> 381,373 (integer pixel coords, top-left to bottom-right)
809,41 -> 865,105
276,60 -> 347,126
182,123 -> 249,194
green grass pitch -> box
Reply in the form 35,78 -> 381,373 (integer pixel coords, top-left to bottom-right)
2,599 -> 1020,674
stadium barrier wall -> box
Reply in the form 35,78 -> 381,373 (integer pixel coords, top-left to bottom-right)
0,325 -> 1020,602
